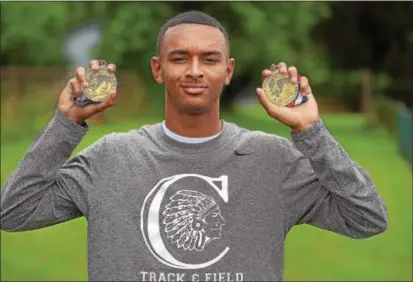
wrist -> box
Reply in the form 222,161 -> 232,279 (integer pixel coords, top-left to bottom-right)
63,111 -> 85,125
291,123 -> 312,134
54,108 -> 89,135
291,119 -> 324,142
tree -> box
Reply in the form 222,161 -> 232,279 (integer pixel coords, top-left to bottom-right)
313,2 -> 413,108
1,2 -> 333,110
98,2 -> 333,110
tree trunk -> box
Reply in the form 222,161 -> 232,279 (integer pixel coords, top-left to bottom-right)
361,68 -> 373,113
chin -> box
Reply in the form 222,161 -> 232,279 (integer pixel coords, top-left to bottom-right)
183,105 -> 210,115
181,98 -> 212,114
205,230 -> 221,239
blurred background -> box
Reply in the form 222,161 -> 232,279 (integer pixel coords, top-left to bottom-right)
1,1 -> 412,281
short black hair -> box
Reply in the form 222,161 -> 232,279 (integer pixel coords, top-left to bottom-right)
156,10 -> 230,55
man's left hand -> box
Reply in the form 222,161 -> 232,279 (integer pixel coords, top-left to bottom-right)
256,62 -> 319,133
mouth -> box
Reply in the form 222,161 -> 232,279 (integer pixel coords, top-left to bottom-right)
180,84 -> 208,95
213,224 -> 223,230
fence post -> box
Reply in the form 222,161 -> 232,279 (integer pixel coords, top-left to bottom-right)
397,102 -> 412,164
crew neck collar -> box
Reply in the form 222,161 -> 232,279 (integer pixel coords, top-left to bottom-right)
162,121 -> 222,144
155,120 -> 237,154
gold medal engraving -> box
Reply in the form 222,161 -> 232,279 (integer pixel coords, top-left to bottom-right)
262,70 -> 299,107
83,60 -> 117,102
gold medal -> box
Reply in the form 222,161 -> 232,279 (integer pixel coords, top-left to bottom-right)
83,60 -> 117,102
262,70 -> 299,107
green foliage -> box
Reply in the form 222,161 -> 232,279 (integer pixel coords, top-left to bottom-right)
2,2 -> 412,108
96,2 -> 175,68
370,97 -> 399,136
1,85 -> 59,143
0,2 -> 335,112
313,2 -> 413,107
205,2 -> 332,84
1,2 -> 332,82
1,2 -> 70,65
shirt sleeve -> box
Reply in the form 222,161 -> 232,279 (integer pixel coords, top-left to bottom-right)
278,119 -> 388,239
1,109 -> 105,232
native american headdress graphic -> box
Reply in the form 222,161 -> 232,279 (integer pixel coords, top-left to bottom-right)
162,190 -> 225,252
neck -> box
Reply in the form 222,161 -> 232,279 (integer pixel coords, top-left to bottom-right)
165,103 -> 222,138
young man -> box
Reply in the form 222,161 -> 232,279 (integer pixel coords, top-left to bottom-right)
1,10 -> 387,282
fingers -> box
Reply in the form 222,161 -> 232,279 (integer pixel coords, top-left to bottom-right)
263,62 -> 286,82
68,60 -> 100,100
60,59 -> 117,121
73,58 -> 116,95
274,62 -> 299,83
96,90 -> 117,111
69,78 -> 82,98
261,69 -> 272,82
76,67 -> 88,88
276,62 -> 287,73
107,64 -> 116,73
262,62 -> 314,108
262,63 -> 279,82
89,60 -> 100,71
274,62 -> 313,94
270,63 -> 276,72
288,66 -> 298,83
256,87 -> 280,118
299,76 -> 312,96
80,90 -> 117,117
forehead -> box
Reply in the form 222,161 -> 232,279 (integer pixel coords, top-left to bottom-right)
161,24 -> 227,55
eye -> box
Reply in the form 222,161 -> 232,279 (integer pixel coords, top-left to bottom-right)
171,57 -> 186,62
211,212 -> 218,217
205,58 -> 218,63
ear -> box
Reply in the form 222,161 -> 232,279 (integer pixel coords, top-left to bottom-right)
224,57 -> 235,86
192,219 -> 206,231
150,56 -> 164,84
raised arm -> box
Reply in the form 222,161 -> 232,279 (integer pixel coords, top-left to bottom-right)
256,62 -> 387,238
0,60 -> 118,232
278,119 -> 388,238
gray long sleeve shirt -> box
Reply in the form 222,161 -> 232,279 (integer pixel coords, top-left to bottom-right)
1,109 -> 388,281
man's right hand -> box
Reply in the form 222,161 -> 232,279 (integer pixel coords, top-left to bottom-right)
58,59 -> 117,124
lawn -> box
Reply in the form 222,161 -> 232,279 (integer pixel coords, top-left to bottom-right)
1,106 -> 412,281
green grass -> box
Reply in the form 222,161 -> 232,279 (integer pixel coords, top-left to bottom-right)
1,106 -> 412,281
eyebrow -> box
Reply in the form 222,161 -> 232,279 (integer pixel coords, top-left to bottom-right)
167,49 -> 223,57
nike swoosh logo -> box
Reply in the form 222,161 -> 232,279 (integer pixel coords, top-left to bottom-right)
234,149 -> 253,156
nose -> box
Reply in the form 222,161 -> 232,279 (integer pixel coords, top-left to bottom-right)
186,58 -> 204,79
